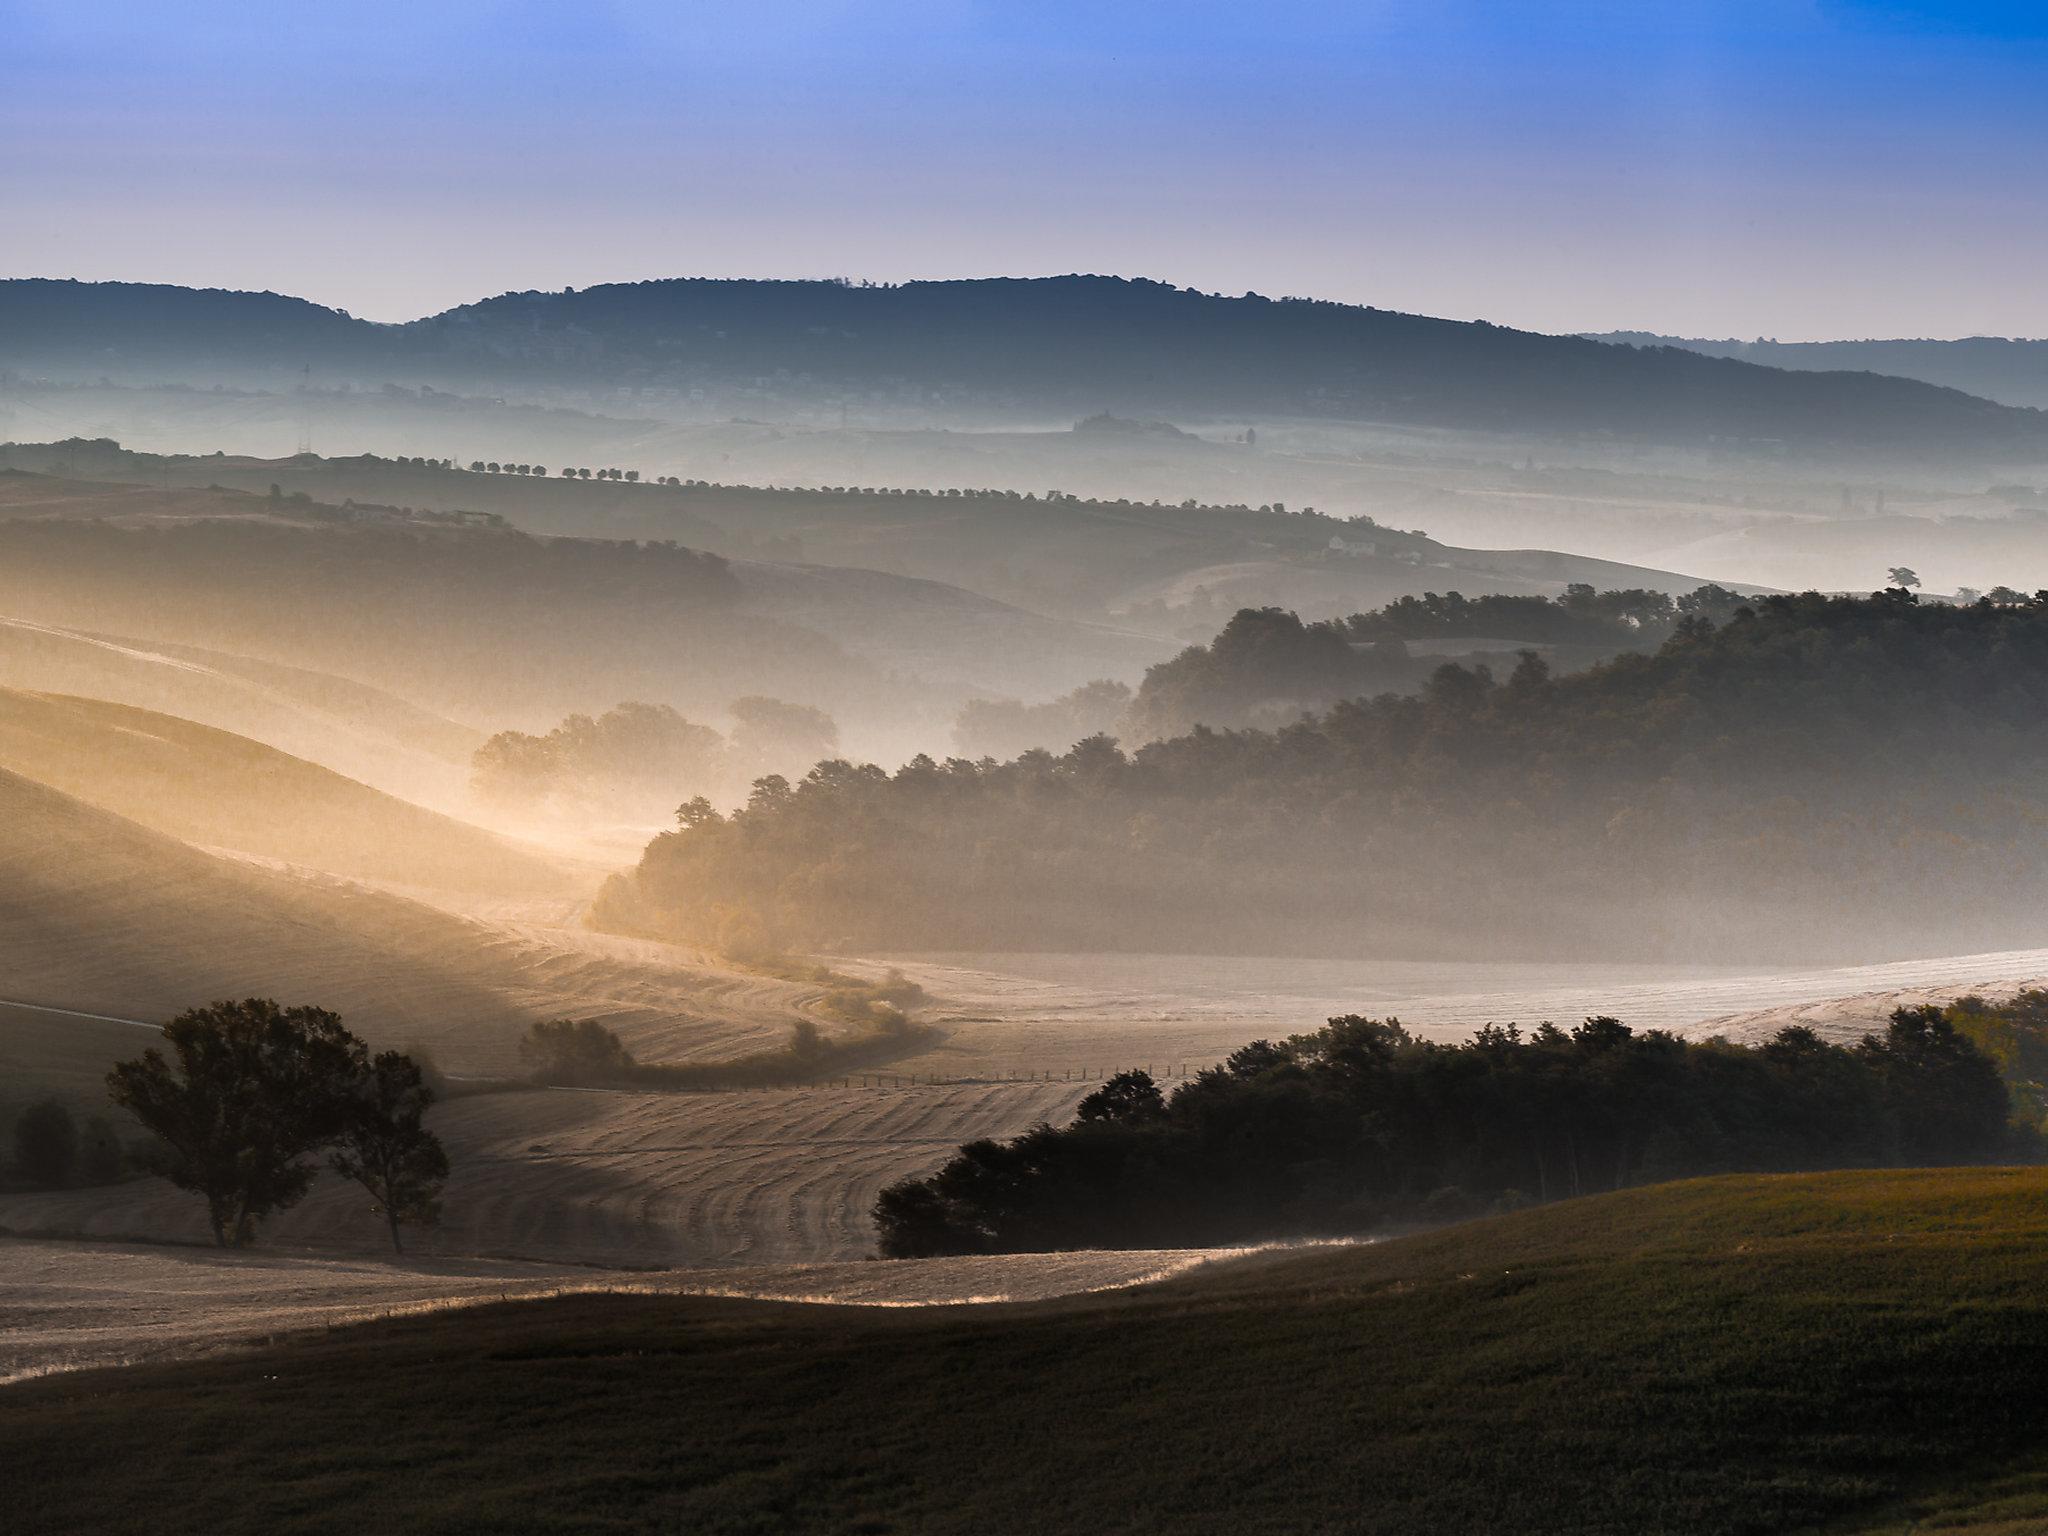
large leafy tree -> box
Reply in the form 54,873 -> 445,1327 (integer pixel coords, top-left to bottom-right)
329,1051 -> 450,1255
107,999 -> 366,1247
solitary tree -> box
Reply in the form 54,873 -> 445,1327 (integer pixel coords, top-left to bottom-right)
13,1099 -> 78,1186
108,999 -> 365,1247
329,1051 -> 449,1254
1887,566 -> 1922,590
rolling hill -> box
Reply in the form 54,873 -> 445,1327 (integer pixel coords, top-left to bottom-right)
0,768 -> 542,1081
0,688 -> 568,896
1596,329 -> 2048,411
0,444 -> 1758,632
0,612 -> 480,810
8,1168 -> 2048,1534
0,466 -> 1172,745
8,276 -> 2048,453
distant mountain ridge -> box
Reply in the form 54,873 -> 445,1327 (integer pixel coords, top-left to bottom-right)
1590,330 -> 2048,411
5,276 -> 2046,453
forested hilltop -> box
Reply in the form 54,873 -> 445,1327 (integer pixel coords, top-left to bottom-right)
599,589 -> 2048,962
7,277 -> 2046,451
1116,583 -> 1751,739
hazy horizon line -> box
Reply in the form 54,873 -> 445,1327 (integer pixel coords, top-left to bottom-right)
9,269 -> 2045,350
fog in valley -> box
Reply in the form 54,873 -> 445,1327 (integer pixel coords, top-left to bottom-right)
16,9 -> 2048,1526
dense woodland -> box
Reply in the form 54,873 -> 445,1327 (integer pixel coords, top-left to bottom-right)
1121,584 -> 1751,738
875,1002 -> 2021,1255
601,590 -> 2048,961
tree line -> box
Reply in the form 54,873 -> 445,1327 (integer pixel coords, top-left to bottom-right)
599,589 -> 2048,962
473,697 -> 837,821
952,586 -> 1751,756
876,1003 -> 2020,1256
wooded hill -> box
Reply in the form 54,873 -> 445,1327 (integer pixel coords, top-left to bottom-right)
8,276 -> 2047,451
599,589 -> 2048,963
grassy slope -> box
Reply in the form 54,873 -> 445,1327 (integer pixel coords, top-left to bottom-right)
10,1168 -> 2048,1535
0,687 -> 566,896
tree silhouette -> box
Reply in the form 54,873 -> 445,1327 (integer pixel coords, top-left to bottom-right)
108,999 -> 364,1247
1888,566 -> 1922,590
329,1051 -> 449,1254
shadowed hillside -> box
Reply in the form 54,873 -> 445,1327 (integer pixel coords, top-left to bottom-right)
11,1168 -> 2048,1534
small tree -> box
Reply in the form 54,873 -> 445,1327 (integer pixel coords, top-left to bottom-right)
13,1100 -> 78,1186
329,1051 -> 449,1254
1887,566 -> 1922,590
108,999 -> 365,1247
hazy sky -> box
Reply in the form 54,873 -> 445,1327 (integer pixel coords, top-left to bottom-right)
8,1 -> 2048,338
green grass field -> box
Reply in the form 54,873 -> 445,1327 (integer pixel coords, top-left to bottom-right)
11,1168 -> 2048,1535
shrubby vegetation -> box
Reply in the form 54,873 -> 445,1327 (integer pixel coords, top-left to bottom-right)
601,589 -> 2048,960
953,680 -> 1131,759
474,703 -> 725,814
475,697 -> 838,817
6,1100 -> 129,1189
107,999 -> 447,1251
876,1004 -> 2018,1256
516,968 -> 932,1091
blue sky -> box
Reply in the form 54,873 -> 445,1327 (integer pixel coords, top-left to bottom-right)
7,1 -> 2048,336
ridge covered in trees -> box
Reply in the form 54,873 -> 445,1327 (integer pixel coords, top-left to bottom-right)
6,276 -> 2045,450
876,1003 -> 2021,1256
1120,584 -> 1751,737
600,588 -> 2048,962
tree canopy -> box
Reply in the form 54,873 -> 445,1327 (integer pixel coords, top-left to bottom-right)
599,589 -> 2048,962
876,1005 -> 2017,1257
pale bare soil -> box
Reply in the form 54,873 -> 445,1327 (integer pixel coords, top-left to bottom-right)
858,947 -> 2048,1067
0,1235 -> 1265,1384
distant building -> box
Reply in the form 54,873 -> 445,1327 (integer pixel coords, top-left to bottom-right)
1328,534 -> 1378,556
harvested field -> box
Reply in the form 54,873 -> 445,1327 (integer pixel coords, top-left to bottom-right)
0,1080 -> 1088,1265
860,945 -> 2048,1070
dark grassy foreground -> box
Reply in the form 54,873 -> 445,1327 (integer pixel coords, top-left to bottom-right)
13,1170 -> 2048,1535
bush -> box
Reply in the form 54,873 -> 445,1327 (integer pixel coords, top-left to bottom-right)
519,1018 -> 636,1084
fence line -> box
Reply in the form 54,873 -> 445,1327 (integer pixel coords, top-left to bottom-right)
662,1064 -> 1213,1094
